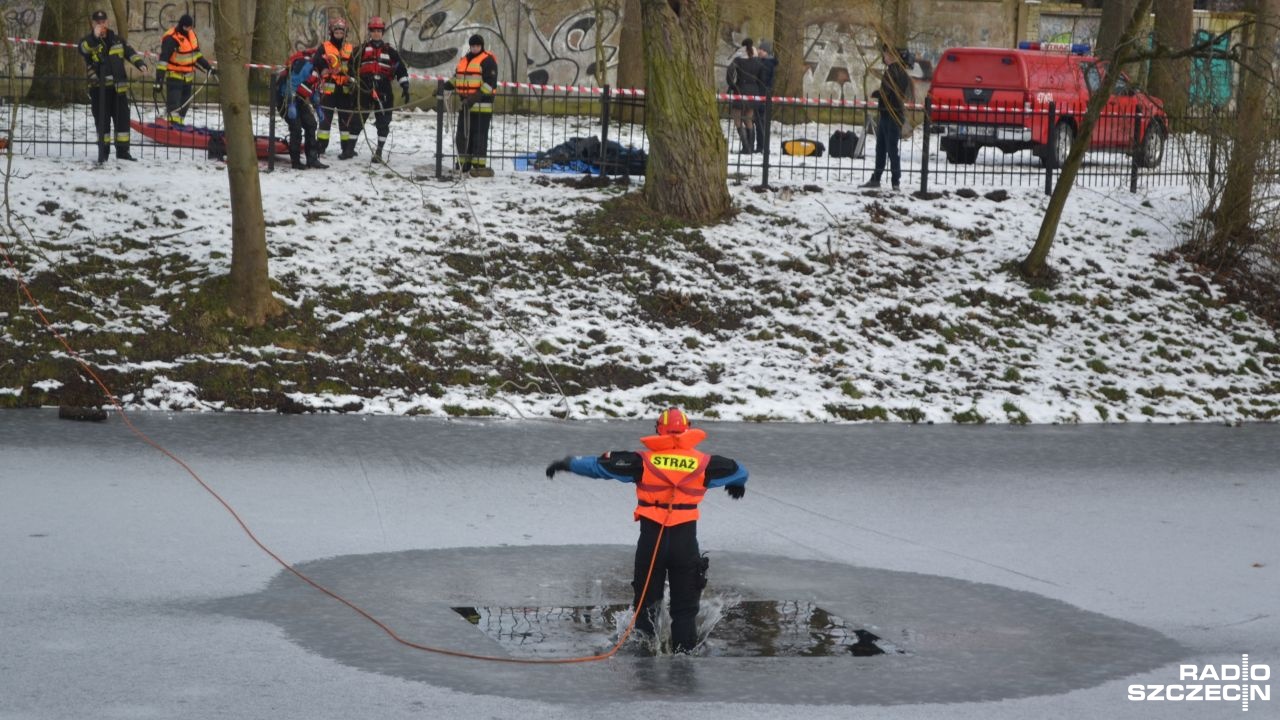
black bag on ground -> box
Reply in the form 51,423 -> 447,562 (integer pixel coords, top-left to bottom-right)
828,130 -> 859,158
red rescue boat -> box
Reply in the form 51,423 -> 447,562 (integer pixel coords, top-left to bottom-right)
129,118 -> 288,159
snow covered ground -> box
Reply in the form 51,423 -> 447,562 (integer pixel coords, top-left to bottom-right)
1,105 -> 1277,423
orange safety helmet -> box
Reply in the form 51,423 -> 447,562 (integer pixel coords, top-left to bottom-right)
655,407 -> 690,436
367,16 -> 386,31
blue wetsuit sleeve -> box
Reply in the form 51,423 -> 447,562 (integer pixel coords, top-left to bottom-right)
704,456 -> 747,489
567,454 -> 637,483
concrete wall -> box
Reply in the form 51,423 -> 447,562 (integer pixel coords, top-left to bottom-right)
0,1 -> 1247,103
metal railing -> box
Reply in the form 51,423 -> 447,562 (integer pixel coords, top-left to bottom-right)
0,70 -> 1237,195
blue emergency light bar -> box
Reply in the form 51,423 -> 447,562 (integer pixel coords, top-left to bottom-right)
1018,41 -> 1091,55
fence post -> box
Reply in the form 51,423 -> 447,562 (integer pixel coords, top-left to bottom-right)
266,72 -> 277,172
760,93 -> 772,188
1044,101 -> 1055,197
920,97 -> 931,194
1207,107 -> 1218,190
599,84 -> 611,177
435,78 -> 446,180
1130,105 -> 1142,194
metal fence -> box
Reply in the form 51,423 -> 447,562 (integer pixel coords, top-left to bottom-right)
0,70 -> 1232,195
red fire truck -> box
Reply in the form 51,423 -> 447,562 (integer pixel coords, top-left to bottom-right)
927,43 -> 1168,169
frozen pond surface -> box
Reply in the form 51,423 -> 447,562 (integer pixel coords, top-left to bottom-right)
1,410 -> 1276,719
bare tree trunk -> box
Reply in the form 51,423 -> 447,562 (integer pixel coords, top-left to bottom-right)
640,0 -> 731,223
251,0 -> 286,99
1203,0 -> 1279,270
772,0 -> 805,100
108,0 -> 129,42
27,0 -> 93,105
1096,0 -> 1139,60
214,0 -> 282,325
617,0 -> 645,90
1023,0 -> 1154,279
1150,0 -> 1193,123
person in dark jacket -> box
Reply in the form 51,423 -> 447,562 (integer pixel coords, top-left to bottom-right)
350,16 -> 410,163
861,44 -> 913,189
726,38 -> 767,154
154,14 -> 215,125
754,40 -> 778,153
79,10 -> 147,163
443,34 -> 499,176
275,47 -> 330,170
544,408 -> 748,654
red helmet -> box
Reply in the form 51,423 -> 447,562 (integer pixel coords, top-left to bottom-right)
655,407 -> 690,436
368,16 -> 386,31
328,17 -> 347,33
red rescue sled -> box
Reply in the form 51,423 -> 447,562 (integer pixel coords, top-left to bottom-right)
129,118 -> 288,159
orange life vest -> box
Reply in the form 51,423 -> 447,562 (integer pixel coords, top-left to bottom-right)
634,429 -> 710,526
452,50 -> 496,99
321,40 -> 353,92
161,27 -> 200,77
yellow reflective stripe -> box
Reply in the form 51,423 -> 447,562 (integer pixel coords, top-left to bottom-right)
115,133 -> 130,142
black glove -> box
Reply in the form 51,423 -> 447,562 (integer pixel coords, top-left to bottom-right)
134,60 -> 148,72
206,66 -> 218,80
725,484 -> 745,500
442,80 -> 454,92
545,458 -> 571,479
401,86 -> 410,105
154,70 -> 164,94
461,94 -> 478,109
87,68 -> 99,83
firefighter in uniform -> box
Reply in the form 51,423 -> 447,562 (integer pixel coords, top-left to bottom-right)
78,10 -> 147,163
443,34 -> 498,176
544,408 -> 749,654
154,14 -> 216,124
275,47 -> 330,170
317,18 -> 356,157
351,16 -> 410,164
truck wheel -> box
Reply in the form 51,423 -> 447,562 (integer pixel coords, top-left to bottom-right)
944,144 -> 980,164
1039,122 -> 1074,169
1136,123 -> 1166,169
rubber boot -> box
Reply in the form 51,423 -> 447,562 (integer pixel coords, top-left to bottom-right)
338,139 -> 356,160
744,127 -> 755,155
316,138 -> 329,154
736,126 -> 752,154
371,140 -> 385,164
306,150 -> 328,169
97,144 -> 110,164
116,144 -> 136,161
289,138 -> 306,169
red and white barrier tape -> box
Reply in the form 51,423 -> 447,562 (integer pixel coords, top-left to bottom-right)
7,35 -> 945,109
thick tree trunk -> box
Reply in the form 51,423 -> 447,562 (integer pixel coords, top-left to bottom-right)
214,0 -> 282,325
1150,0 -> 1193,123
618,0 -> 645,90
1096,0 -> 1139,60
27,0 -> 94,105
772,0 -> 806,100
251,0 -> 286,99
108,0 -> 129,42
1204,0 -> 1279,269
1023,0 -> 1153,279
640,0 -> 731,223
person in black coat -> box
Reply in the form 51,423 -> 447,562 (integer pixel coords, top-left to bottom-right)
78,10 -> 147,163
862,44 -> 914,189
754,40 -> 778,152
726,39 -> 767,154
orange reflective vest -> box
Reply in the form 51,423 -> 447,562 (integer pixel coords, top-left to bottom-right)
634,429 -> 710,526
160,27 -> 200,77
452,50 -> 496,100
322,40 -> 353,92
